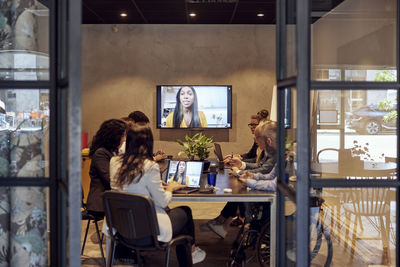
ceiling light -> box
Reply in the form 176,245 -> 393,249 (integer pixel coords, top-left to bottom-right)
189,12 -> 196,17
257,13 -> 264,17
120,12 -> 127,17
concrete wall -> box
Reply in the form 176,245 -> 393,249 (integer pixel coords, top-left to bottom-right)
82,24 -> 276,157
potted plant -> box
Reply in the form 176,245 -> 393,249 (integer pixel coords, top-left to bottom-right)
177,133 -> 213,171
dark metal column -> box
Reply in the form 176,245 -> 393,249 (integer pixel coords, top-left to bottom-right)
68,0 -> 83,265
295,0 -> 310,265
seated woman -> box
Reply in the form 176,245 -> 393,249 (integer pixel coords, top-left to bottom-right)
86,119 -> 126,219
168,161 -> 189,185
241,109 -> 269,163
166,86 -> 208,128
110,125 -> 206,265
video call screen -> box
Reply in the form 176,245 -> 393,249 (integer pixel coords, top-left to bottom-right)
157,85 -> 232,128
166,161 -> 203,187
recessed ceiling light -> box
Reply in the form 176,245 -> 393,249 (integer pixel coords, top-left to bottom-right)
189,12 -> 196,17
120,12 -> 127,17
257,13 -> 264,17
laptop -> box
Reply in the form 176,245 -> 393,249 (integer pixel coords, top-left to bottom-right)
165,160 -> 204,194
214,143 -> 224,162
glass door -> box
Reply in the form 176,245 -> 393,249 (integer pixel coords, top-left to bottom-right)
0,0 -> 81,265
276,0 -> 399,266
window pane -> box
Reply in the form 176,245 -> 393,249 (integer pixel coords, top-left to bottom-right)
0,1 -> 49,80
311,187 -> 396,265
0,89 -> 49,177
0,187 -> 49,266
310,89 -> 397,179
311,0 -> 397,81
285,0 -> 296,78
285,199 -> 297,266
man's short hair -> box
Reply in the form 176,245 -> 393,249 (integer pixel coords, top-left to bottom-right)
128,111 -> 150,124
260,121 -> 277,143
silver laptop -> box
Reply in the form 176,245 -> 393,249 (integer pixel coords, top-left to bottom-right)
165,160 -> 204,194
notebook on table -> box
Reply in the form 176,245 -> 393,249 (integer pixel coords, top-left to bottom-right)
165,160 -> 204,194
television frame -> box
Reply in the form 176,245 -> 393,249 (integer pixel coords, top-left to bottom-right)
156,85 -> 232,129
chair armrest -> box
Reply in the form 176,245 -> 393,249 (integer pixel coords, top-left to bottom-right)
168,235 -> 193,247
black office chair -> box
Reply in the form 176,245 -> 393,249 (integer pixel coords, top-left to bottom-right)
81,188 -> 105,267
103,191 -> 193,267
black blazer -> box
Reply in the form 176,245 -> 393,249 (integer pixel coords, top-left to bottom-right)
241,141 -> 258,162
86,147 -> 113,212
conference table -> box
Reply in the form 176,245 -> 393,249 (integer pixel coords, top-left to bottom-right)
170,167 -> 277,266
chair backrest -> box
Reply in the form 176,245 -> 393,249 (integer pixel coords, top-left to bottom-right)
103,191 -> 160,244
347,187 -> 391,216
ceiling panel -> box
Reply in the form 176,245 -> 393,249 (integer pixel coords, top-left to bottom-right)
81,0 -> 345,24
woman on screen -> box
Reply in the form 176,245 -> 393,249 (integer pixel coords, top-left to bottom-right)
169,161 -> 189,185
166,86 -> 208,128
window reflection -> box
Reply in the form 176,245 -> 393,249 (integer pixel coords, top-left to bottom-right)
0,90 -> 49,177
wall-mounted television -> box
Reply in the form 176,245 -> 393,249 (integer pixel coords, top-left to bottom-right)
157,85 -> 232,129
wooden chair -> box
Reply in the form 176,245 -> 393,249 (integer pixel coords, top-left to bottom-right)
343,187 -> 392,264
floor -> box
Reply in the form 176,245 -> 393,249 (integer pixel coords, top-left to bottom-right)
81,201 -> 395,267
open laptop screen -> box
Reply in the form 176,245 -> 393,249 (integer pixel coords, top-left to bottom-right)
214,143 -> 223,162
165,160 -> 203,187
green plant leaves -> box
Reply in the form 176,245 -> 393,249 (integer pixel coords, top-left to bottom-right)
177,133 -> 213,160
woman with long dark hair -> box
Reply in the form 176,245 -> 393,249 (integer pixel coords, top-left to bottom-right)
165,86 -> 208,128
168,161 -> 189,185
86,119 -> 126,219
111,125 -> 206,265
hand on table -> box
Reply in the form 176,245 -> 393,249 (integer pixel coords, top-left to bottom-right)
241,171 -> 254,180
224,154 -> 241,160
229,157 -> 242,168
165,181 -> 187,192
228,167 -> 242,177
238,177 -> 248,184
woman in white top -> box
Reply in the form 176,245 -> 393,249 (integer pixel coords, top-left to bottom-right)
111,124 -> 206,265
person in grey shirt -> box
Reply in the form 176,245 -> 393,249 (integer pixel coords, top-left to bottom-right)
227,122 -> 276,174
206,122 -> 278,239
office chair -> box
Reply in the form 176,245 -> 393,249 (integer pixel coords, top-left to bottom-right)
103,191 -> 193,267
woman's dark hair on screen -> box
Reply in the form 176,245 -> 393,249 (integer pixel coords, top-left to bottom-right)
116,125 -> 154,187
173,86 -> 201,128
173,161 -> 187,183
89,119 -> 126,157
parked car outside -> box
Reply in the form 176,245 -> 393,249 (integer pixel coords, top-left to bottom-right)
346,105 -> 397,135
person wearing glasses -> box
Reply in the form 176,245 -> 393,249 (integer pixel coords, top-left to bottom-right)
224,109 -> 269,163
217,110 -> 270,228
